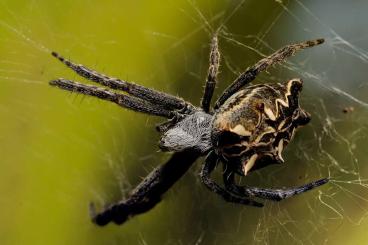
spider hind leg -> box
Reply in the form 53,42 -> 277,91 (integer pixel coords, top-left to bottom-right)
215,38 -> 324,108
223,166 -> 329,201
200,151 -> 264,207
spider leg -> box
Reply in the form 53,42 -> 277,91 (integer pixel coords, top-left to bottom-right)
201,35 -> 220,112
214,38 -> 325,108
200,151 -> 264,207
50,78 -> 174,118
223,167 -> 328,201
51,52 -> 193,111
90,150 -> 200,226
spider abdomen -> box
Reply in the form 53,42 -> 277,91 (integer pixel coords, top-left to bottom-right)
211,79 -> 311,175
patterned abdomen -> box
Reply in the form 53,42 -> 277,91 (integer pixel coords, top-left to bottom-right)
211,79 -> 310,175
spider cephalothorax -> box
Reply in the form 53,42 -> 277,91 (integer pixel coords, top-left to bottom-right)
50,36 -> 328,226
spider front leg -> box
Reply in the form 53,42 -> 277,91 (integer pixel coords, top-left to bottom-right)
215,38 -> 324,108
50,79 -> 174,118
91,150 -> 200,226
223,167 -> 329,202
51,52 -> 193,111
201,35 -> 220,113
200,151 -> 263,207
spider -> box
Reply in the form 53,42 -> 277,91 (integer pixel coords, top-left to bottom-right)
50,35 -> 329,226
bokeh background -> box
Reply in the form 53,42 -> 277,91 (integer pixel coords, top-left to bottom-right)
1,0 -> 368,244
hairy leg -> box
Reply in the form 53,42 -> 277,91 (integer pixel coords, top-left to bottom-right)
223,168 -> 328,201
51,52 -> 193,111
215,38 -> 324,108
200,151 -> 263,207
50,78 -> 174,118
201,35 -> 220,113
90,150 -> 200,226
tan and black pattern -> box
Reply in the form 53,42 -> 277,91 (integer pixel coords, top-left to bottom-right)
50,35 -> 328,226
212,79 -> 311,176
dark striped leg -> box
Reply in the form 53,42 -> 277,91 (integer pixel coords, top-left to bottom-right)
201,35 -> 220,113
90,150 -> 200,226
215,38 -> 325,108
223,169 -> 328,201
50,78 -> 174,118
200,151 -> 263,207
51,52 -> 192,111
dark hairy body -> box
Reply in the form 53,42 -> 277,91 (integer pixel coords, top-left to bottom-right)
50,35 -> 328,226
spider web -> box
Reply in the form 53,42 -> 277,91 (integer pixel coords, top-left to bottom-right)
1,0 -> 368,244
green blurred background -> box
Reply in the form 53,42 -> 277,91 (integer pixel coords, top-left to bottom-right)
1,0 -> 368,244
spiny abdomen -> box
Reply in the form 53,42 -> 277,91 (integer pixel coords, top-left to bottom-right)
211,79 -> 306,169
